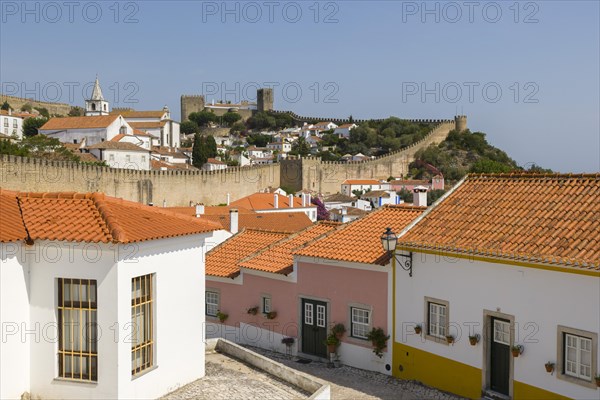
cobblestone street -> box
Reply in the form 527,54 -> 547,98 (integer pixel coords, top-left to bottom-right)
162,352 -> 310,400
245,346 -> 464,400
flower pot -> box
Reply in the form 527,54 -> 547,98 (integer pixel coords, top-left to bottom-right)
414,326 -> 422,334
327,344 -> 337,354
512,349 -> 520,357
594,378 -> 600,387
469,337 -> 477,346
545,364 -> 554,373
446,336 -> 454,344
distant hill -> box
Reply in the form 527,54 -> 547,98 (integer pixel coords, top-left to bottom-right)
409,129 -> 551,182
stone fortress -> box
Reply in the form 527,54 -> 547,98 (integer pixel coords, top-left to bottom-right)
0,89 -> 466,206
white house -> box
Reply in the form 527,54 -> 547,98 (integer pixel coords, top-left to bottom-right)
341,179 -> 391,197
230,192 -> 319,222
314,121 -> 338,131
86,141 -> 151,170
202,158 -> 228,171
39,115 -> 133,146
266,139 -> 292,153
362,190 -> 402,208
0,189 -> 223,400
390,173 -> 600,400
0,109 -> 24,139
333,123 -> 357,138
117,107 -> 181,149
245,146 -> 273,159
329,206 -> 368,223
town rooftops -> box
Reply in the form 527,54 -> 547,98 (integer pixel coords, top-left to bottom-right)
363,190 -> 393,198
230,193 -> 309,210
390,179 -> 430,186
86,141 -> 150,152
342,179 -> 382,185
206,230 -> 289,278
294,205 -> 425,265
206,158 -> 226,165
323,193 -> 355,203
40,115 -> 120,130
329,207 -> 368,217
0,190 -> 221,244
398,173 -> 600,271
129,121 -> 167,129
239,222 -> 340,275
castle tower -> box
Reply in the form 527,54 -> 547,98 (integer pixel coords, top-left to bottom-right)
257,88 -> 274,112
85,76 -> 110,116
180,95 -> 205,121
454,115 -> 467,132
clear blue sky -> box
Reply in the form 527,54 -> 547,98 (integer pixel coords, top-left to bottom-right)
1,0 -> 598,172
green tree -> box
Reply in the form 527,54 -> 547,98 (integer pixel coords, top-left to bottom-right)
230,121 -> 246,135
20,103 -> 33,112
469,158 -> 514,174
192,133 -> 205,168
181,120 -> 199,135
189,110 -> 217,127
246,133 -> 272,148
247,112 -> 276,130
1,101 -> 10,111
205,135 -> 218,158
68,106 -> 83,117
23,117 -> 47,137
34,107 -> 50,118
222,111 -> 241,126
291,137 -> 310,156
398,188 -> 412,202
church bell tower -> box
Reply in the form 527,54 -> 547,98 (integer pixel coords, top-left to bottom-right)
85,76 -> 110,116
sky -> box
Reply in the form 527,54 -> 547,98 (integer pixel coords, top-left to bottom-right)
1,0 -> 598,172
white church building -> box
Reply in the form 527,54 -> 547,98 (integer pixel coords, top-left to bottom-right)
0,189 -> 224,400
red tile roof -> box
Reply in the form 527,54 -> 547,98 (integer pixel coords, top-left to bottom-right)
0,190 -> 220,244
230,193 -> 308,210
40,115 -> 120,130
239,222 -> 340,275
399,173 -> 600,271
342,179 -> 382,185
87,141 -> 150,152
111,110 -> 166,119
206,230 -> 289,278
294,205 -> 425,265
0,190 -> 28,242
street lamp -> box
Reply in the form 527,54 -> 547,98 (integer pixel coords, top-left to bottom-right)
381,227 -> 412,277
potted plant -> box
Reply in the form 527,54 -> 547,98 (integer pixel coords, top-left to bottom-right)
414,324 -> 422,334
545,362 -> 554,373
247,306 -> 258,315
594,374 -> 600,387
325,333 -> 340,354
512,345 -> 523,357
332,323 -> 346,339
446,335 -> 455,344
266,311 -> 277,320
366,327 -> 390,358
469,334 -> 480,346
216,310 -> 228,323
281,337 -> 295,346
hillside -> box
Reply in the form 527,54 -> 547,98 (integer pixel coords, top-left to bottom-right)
409,129 -> 551,183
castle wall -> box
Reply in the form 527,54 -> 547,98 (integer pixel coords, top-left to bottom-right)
0,94 -> 72,116
180,95 -> 205,122
0,155 -> 279,206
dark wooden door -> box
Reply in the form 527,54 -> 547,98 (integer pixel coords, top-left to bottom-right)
301,299 -> 327,357
490,318 -> 511,395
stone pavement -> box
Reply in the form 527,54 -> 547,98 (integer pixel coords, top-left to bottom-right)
244,345 -> 464,400
162,352 -> 310,400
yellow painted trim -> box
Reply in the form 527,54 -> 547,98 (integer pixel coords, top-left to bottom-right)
514,380 -> 571,400
396,246 -> 600,277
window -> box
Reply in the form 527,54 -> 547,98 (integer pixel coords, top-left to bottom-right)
13,120 -> 17,128
494,320 -> 511,345
316,304 -> 326,328
141,156 -> 146,163
109,154 -> 115,162
424,297 -> 449,341
304,303 -> 313,325
557,325 -> 598,388
91,103 -> 96,111
262,296 -> 271,314
351,307 -> 370,339
131,274 -> 154,376
3,120 -> 7,127
126,155 -> 131,162
206,291 -> 219,317
58,278 -> 98,381
73,139 -> 78,144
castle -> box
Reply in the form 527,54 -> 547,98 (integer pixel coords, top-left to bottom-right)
180,88 -> 274,122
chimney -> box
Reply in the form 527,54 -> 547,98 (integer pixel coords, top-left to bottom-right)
226,193 -> 231,206
288,194 -> 294,208
229,208 -> 239,234
274,193 -> 279,209
195,203 -> 205,217
301,193 -> 306,207
306,193 -> 312,207
8,108 -> 11,116
341,206 -> 347,215
413,186 -> 428,207
162,199 -> 167,207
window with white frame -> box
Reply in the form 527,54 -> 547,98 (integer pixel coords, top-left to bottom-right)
206,291 -> 219,317
557,325 -> 598,388
351,307 -> 370,339
426,298 -> 448,339
131,274 -> 154,376
262,296 -> 271,314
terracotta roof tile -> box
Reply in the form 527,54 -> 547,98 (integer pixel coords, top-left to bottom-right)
239,222 -> 340,274
87,141 -> 150,152
40,115 -> 120,130
294,205 -> 425,265
323,193 -> 355,203
0,190 -> 28,242
206,230 -> 289,278
342,179 -> 382,185
0,190 -> 221,244
399,173 -> 600,270
111,110 -> 166,118
129,121 -> 166,129
230,193 -> 308,210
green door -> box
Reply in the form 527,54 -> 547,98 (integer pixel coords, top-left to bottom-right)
301,299 -> 327,357
490,318 -> 511,395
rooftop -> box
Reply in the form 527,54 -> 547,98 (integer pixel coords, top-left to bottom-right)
342,179 -> 381,185
40,115 -> 119,130
87,141 -> 150,152
294,205 -> 425,265
111,110 -> 167,119
323,193 -> 355,203
230,193 -> 310,210
0,190 -> 221,244
399,173 -> 600,271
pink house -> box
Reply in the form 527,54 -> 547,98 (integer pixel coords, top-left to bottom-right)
205,205 -> 425,374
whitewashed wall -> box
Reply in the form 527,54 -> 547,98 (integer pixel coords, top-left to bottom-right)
395,252 -> 600,399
